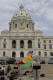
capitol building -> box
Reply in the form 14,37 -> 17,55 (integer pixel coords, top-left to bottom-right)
0,5 -> 53,59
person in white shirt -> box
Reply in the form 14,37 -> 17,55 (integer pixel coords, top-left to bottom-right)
2,66 -> 7,75
32,56 -> 40,67
32,56 -> 41,80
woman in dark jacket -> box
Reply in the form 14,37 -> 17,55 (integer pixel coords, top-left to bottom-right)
7,65 -> 12,73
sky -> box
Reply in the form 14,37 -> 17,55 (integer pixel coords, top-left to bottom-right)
0,0 -> 53,36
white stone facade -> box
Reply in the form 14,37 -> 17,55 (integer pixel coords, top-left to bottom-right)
0,5 -> 53,59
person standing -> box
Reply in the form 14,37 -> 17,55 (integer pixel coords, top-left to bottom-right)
2,66 -> 7,75
32,56 -> 41,80
7,65 -> 12,73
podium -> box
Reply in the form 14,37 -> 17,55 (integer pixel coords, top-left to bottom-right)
33,65 -> 41,80
33,65 -> 41,69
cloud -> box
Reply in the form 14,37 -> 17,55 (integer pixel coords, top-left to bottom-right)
35,21 -> 51,31
35,0 -> 53,21
44,8 -> 53,21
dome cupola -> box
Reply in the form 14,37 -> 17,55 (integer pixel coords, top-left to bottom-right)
19,4 -> 24,10
9,5 -> 34,32
12,4 -> 32,20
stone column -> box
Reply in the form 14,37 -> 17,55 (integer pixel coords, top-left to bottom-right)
9,40 -> 12,49
17,40 -> 20,50
32,39 -> 35,49
11,22 -> 14,31
24,40 -> 28,49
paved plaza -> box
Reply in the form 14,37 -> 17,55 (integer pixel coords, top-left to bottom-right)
0,64 -> 53,80
0,74 -> 53,80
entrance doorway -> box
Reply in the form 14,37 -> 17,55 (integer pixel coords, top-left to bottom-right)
12,52 -> 16,57
20,52 -> 24,57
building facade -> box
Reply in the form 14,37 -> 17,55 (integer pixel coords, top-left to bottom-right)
0,5 -> 53,59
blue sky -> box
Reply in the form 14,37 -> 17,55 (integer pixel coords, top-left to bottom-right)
0,0 -> 53,36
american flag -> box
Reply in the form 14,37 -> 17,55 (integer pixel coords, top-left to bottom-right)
28,51 -> 34,56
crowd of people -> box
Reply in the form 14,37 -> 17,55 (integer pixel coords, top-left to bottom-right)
0,65 -> 12,75
0,65 -> 20,80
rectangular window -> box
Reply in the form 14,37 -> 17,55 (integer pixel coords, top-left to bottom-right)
44,45 -> 46,49
3,44 -> 6,48
39,51 -> 41,56
49,45 -> 52,49
50,52 -> 53,56
3,52 -> 5,56
27,24 -> 28,28
38,44 -> 40,48
44,52 -> 47,56
49,40 -> 51,43
44,40 -> 46,43
15,24 -> 17,28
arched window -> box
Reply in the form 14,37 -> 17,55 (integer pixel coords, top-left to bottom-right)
44,52 -> 47,56
20,52 -> 24,57
3,51 -> 5,56
38,51 -> 41,56
12,40 -> 16,48
28,40 -> 32,48
20,40 -> 24,48
12,52 -> 16,57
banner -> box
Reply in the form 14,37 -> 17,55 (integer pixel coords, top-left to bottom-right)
20,60 -> 33,69
23,56 -> 32,63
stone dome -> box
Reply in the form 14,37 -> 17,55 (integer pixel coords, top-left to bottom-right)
12,4 -> 32,20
